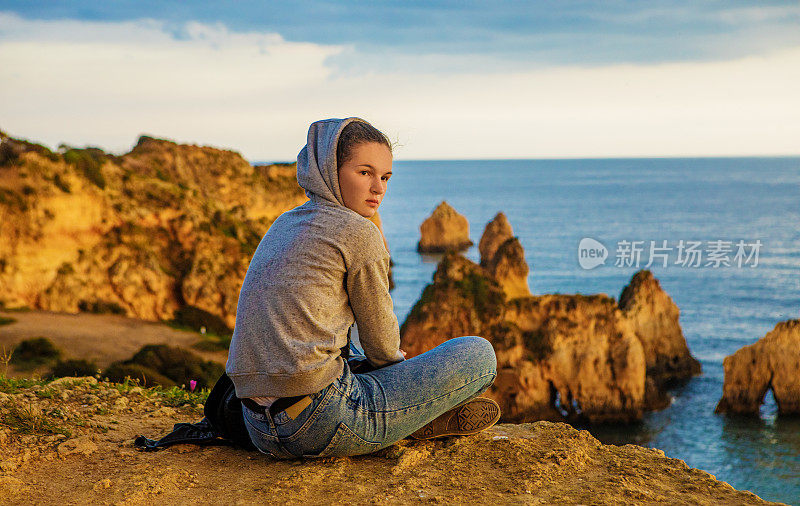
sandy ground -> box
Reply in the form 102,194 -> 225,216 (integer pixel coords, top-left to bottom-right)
0,377 -> 779,505
0,310 -> 227,376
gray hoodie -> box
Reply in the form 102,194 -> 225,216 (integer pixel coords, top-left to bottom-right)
225,117 -> 405,399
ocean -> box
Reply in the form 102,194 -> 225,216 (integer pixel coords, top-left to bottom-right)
377,157 -> 800,504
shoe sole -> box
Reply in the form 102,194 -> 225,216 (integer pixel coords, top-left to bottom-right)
409,397 -> 501,440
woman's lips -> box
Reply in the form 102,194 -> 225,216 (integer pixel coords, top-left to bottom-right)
366,199 -> 379,207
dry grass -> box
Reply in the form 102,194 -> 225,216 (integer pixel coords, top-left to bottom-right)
0,402 -> 72,437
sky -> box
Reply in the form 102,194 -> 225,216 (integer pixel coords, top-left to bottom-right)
1,1 -> 799,161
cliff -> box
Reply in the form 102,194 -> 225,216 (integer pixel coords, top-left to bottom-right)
716,319 -> 800,416
400,216 -> 701,423
0,131 -> 307,331
0,376 -> 772,505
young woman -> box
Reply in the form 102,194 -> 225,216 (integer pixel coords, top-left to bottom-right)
226,117 -> 499,459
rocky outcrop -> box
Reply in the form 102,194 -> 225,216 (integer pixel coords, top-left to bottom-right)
478,213 -> 531,299
0,377 -> 771,504
716,319 -> 800,415
0,131 -> 307,330
484,237 -> 531,299
478,212 -> 514,266
400,236 -> 701,423
417,201 -> 473,253
619,270 -> 701,407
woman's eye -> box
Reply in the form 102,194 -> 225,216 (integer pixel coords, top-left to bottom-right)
360,170 -> 369,175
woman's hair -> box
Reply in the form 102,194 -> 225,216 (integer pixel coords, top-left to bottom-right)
336,120 -> 392,169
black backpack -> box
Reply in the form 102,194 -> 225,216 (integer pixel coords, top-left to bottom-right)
134,372 -> 256,452
134,336 -> 374,452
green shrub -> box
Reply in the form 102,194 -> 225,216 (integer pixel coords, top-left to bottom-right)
53,173 -> 71,193
49,359 -> 98,378
63,147 -> 107,189
172,305 -> 232,337
10,337 -> 61,369
0,138 -> 59,166
522,328 -> 554,361
78,300 -> 126,315
0,188 -> 28,211
0,403 -> 71,437
57,262 -> 75,276
0,141 -> 17,166
192,334 -> 232,352
0,376 -> 41,394
454,271 -> 505,318
104,362 -> 175,388
105,344 -> 223,389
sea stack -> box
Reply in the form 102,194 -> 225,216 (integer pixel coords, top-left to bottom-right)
478,212 -> 514,266
417,201 -> 473,253
618,270 -> 702,383
479,213 -> 531,299
716,319 -> 800,415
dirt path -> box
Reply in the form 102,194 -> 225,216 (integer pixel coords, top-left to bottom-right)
0,310 -> 227,377
0,377 -> 778,505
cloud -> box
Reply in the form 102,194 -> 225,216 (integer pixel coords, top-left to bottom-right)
5,2 -> 800,68
1,13 -> 798,160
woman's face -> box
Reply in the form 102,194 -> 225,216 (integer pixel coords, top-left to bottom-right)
337,142 -> 393,218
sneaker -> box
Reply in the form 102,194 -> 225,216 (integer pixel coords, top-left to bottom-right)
409,397 -> 501,440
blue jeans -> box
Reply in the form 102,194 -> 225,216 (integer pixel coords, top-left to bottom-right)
242,335 -> 497,459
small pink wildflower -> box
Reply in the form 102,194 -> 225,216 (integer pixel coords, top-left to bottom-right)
189,380 -> 197,392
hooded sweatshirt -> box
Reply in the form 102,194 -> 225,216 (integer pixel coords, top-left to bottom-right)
225,117 -> 405,399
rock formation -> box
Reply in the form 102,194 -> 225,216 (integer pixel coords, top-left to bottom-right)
477,213 -> 531,299
716,319 -> 800,415
484,237 -> 531,299
619,271 -> 701,381
478,212 -> 514,266
618,270 -> 701,407
0,131 -> 307,330
417,201 -> 473,253
401,222 -> 701,423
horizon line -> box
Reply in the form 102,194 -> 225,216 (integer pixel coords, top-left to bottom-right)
251,153 -> 800,165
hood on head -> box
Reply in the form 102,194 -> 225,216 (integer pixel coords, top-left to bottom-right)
296,117 -> 368,207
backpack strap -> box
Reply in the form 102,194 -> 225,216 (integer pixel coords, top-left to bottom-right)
134,418 -> 227,451
134,373 -> 256,452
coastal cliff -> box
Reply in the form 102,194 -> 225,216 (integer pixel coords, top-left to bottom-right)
716,319 -> 800,415
0,131 -> 306,331
400,216 -> 701,423
0,376 -> 772,504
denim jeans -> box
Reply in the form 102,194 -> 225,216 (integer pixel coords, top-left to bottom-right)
242,335 -> 497,459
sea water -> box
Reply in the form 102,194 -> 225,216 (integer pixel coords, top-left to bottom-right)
377,157 -> 800,504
